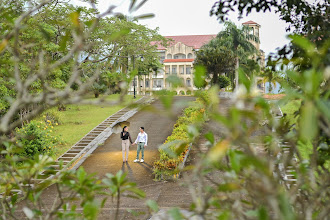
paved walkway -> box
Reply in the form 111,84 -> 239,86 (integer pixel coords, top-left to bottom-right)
94,98 -> 233,219
17,97 -> 234,220
81,96 -> 196,219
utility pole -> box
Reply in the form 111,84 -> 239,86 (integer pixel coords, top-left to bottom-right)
132,56 -> 136,99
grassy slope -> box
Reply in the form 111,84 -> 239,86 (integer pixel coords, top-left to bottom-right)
50,94 -> 140,158
280,100 -> 313,160
280,100 -> 301,125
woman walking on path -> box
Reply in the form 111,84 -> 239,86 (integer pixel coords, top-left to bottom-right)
120,126 -> 133,163
133,127 -> 148,163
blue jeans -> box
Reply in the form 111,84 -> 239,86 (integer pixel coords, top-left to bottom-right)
136,142 -> 145,160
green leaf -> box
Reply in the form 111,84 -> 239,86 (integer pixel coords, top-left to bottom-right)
159,140 -> 185,159
238,68 -> 251,91
69,11 -> 80,27
193,65 -> 206,88
134,13 -> 155,20
289,35 -> 315,57
129,0 -> 137,12
218,183 -> 241,192
166,75 -> 184,88
23,207 -> 34,219
175,142 -> 189,157
128,187 -> 146,198
207,140 -> 229,163
258,206 -> 269,220
59,31 -> 71,51
299,101 -> 318,142
0,39 -> 8,53
83,201 -> 100,220
168,208 -> 184,220
77,167 -> 87,183
278,193 -> 296,220
38,25 -> 51,42
146,199 -> 159,212
187,125 -> 199,140
108,28 -> 131,42
204,132 -> 214,145
159,94 -> 174,111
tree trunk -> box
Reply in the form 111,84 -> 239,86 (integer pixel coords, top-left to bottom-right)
234,57 -> 239,91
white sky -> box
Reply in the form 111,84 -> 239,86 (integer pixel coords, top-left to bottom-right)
73,0 -> 292,58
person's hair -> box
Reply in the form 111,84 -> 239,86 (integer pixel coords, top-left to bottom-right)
122,126 -> 127,132
140,127 -> 144,130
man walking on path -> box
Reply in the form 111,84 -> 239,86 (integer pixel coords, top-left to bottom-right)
133,127 -> 148,163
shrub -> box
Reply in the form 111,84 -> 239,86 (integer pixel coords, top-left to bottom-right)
218,75 -> 230,89
43,109 -> 63,124
186,90 -> 192,95
154,90 -> 177,96
15,120 -> 63,158
153,94 -> 209,180
179,90 -> 185,95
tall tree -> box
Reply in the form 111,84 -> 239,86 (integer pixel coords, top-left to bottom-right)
216,21 -> 259,89
195,37 -> 235,86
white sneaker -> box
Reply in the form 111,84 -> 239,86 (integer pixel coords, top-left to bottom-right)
140,159 -> 144,163
134,159 -> 139,163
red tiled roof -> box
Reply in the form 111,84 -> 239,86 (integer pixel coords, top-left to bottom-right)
242,20 -> 259,25
152,34 -> 216,50
163,59 -> 194,63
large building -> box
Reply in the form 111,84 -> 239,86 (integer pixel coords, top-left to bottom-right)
129,21 -> 263,95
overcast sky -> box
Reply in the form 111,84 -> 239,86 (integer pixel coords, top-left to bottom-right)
73,0 -> 292,57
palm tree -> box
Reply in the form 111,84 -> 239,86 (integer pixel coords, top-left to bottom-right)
217,21 -> 259,90
260,68 -> 282,93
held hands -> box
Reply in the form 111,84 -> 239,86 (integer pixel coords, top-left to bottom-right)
144,145 -> 147,148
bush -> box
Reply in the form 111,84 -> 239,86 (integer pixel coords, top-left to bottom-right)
179,90 -> 185,95
15,120 -> 63,158
218,75 -> 230,89
186,90 -> 192,95
43,109 -> 63,124
154,90 -> 177,96
153,94 -> 208,180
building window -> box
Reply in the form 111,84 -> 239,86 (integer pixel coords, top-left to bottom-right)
153,79 -> 162,88
186,66 -> 191,74
167,54 -> 172,59
174,53 -> 186,59
179,66 -> 184,74
172,66 -> 177,74
165,66 -> 170,74
250,27 -> 254,35
145,80 -> 149,88
187,53 -> 193,59
186,78 -> 191,87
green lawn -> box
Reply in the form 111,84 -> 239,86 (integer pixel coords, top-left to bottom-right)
280,100 -> 301,126
280,100 -> 313,160
44,94 -> 141,158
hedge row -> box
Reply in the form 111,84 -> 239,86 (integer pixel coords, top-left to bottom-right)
153,92 -> 210,180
